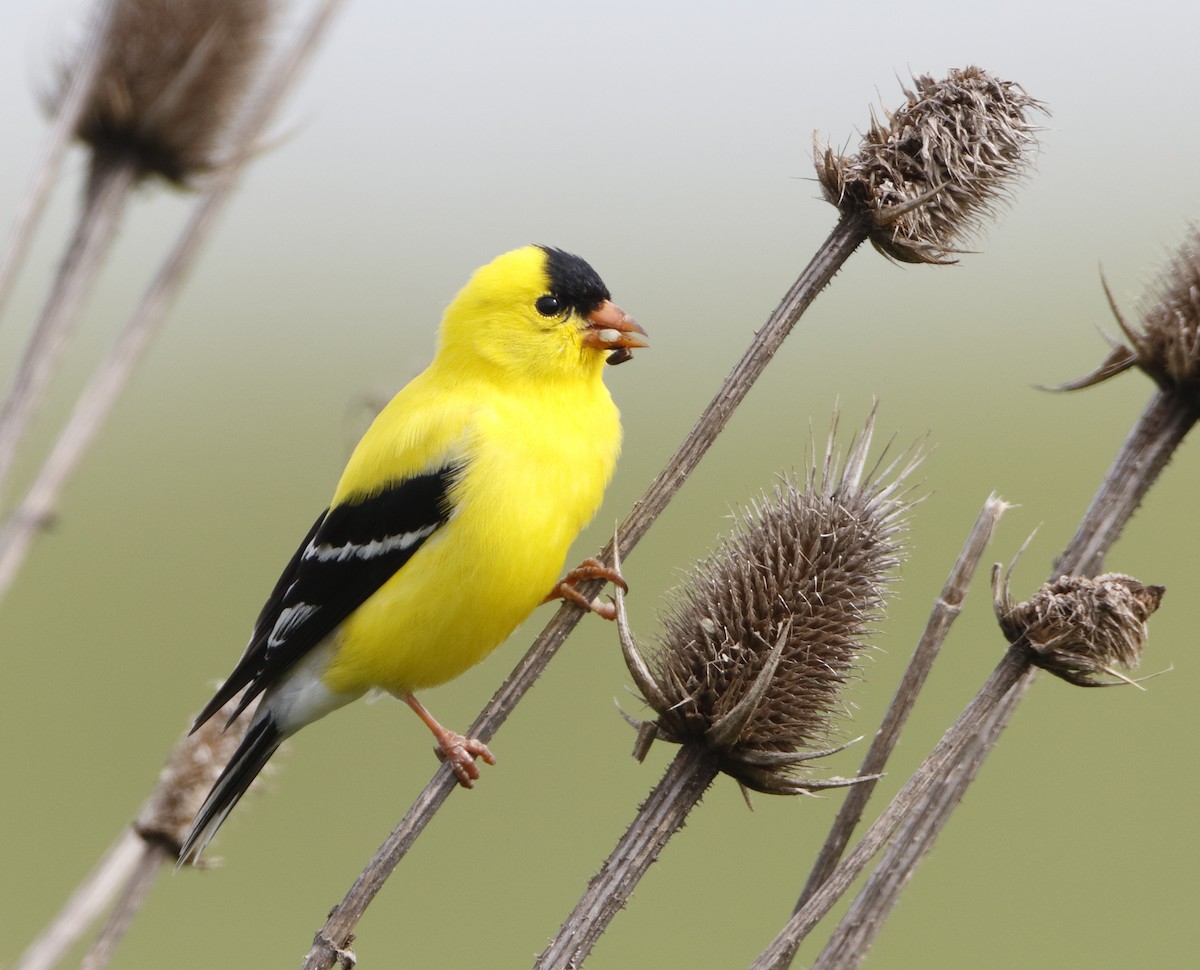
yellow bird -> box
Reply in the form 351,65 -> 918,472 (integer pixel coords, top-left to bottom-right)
180,246 -> 646,863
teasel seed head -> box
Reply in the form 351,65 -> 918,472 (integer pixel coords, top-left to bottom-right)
135,694 -> 258,860
992,567 -> 1164,687
1054,226 -> 1200,396
59,0 -> 274,185
620,408 -> 919,795
816,66 -> 1044,264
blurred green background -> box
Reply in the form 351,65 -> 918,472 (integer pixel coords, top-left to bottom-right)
2,1 -> 1197,967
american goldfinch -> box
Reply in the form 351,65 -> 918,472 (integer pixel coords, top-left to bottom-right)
179,245 -> 646,863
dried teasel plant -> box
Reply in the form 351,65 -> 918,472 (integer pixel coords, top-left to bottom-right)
757,236 -> 1192,970
0,0 -> 274,504
1057,226 -> 1200,396
62,0 -> 274,185
816,66 -> 1044,264
627,414 -> 919,793
993,568 -> 1164,687
533,411 -> 919,970
757,564 -> 1168,970
753,563 -> 1167,970
1052,223 -> 1200,577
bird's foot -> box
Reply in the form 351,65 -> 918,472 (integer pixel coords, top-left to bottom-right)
545,557 -> 628,620
434,729 -> 496,789
404,692 -> 495,788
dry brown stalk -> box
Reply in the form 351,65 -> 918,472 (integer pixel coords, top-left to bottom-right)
0,0 -> 272,506
0,0 -> 349,603
12,829 -> 143,970
795,494 -> 1010,911
0,0 -> 119,326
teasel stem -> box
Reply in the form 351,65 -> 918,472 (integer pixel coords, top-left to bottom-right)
0,0 -> 273,506
12,829 -> 143,970
1050,226 -> 1200,573
798,567 -> 1161,970
301,181 -> 869,970
0,0 -> 119,326
806,697 -> 1008,970
795,494 -> 1010,912
0,0 -> 348,604
0,157 -> 136,501
749,647 -> 1033,969
76,840 -> 171,970
788,570 -> 1164,967
1055,388 -> 1197,576
299,67 -> 1042,970
535,744 -> 723,970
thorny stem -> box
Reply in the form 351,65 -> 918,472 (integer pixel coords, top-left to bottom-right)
0,0 -> 120,325
0,0 -> 351,604
299,210 -> 875,970
533,745 -> 722,970
78,840 -> 170,970
0,156 -> 137,505
795,495 -> 1009,911
748,647 -> 1034,969
754,383 -> 1197,968
12,829 -> 143,970
809,685 -> 1011,970
1054,388 -> 1198,576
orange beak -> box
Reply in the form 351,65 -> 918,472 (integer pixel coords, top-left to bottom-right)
581,300 -> 649,365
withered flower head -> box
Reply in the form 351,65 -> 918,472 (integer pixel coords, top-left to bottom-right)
136,694 -> 258,860
62,0 -> 273,184
992,569 -> 1164,686
620,410 -> 918,794
816,66 -> 1044,264
1055,227 -> 1200,394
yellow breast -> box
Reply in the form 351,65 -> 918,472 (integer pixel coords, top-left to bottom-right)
321,373 -> 620,696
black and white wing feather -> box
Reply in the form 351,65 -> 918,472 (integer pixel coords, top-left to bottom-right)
191,464 -> 461,732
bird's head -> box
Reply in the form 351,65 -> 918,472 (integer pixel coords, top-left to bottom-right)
438,245 -> 647,380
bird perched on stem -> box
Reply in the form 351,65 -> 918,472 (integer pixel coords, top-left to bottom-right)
179,245 -> 647,864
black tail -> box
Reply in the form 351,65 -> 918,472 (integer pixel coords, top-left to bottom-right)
178,713 -> 283,865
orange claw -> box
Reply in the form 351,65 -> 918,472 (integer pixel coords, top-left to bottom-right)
404,693 -> 495,788
544,557 -> 628,620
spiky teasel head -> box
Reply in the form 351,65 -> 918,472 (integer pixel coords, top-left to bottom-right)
993,567 -> 1164,687
60,0 -> 273,185
620,409 -> 919,795
816,66 -> 1044,264
1056,227 -> 1200,396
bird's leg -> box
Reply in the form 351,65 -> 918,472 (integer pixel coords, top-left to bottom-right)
544,556 -> 628,621
403,693 -> 495,788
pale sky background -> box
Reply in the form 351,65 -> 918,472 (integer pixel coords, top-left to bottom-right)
1,2 -> 1198,968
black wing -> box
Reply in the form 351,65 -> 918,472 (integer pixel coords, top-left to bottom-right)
191,464 -> 460,731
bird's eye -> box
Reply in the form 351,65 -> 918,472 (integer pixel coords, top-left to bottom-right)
535,295 -> 561,317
